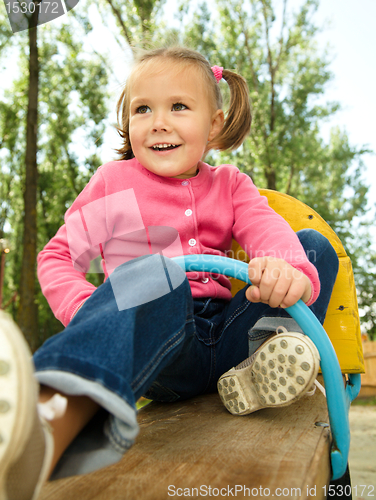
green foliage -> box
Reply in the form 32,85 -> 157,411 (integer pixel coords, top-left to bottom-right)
98,0 -> 173,49
0,13 -> 108,347
0,4 -> 13,54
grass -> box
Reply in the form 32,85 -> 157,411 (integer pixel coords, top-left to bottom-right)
352,395 -> 376,406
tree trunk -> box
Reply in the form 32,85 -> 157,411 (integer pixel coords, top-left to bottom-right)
18,18 -> 39,350
265,164 -> 277,191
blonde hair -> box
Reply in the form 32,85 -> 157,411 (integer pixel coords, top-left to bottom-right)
116,46 -> 252,160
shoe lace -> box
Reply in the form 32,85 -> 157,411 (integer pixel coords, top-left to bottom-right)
37,393 -> 67,421
306,379 -> 326,398
235,352 -> 257,370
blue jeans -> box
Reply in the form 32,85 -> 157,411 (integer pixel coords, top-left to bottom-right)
33,229 -> 338,474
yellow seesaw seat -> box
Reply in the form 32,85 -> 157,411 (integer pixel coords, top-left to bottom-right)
229,189 -> 364,374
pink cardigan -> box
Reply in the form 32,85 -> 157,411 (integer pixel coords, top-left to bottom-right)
37,159 -> 320,326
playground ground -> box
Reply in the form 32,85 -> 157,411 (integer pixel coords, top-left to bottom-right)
348,404 -> 376,498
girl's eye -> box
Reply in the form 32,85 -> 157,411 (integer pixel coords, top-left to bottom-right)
172,103 -> 187,111
136,105 -> 151,114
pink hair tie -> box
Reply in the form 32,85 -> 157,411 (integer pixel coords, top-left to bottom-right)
211,65 -> 223,83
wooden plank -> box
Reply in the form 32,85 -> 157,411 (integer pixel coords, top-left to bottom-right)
359,386 -> 376,398
361,341 -> 376,389
40,388 -> 331,500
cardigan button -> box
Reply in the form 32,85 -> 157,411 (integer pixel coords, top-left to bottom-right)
188,239 -> 196,246
181,180 -> 190,186
201,278 -> 209,284
185,209 -> 193,216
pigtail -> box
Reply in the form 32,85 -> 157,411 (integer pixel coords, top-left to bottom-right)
208,69 -> 252,152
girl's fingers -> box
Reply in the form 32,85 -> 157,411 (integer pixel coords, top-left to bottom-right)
247,258 -> 267,303
247,258 -> 311,308
280,275 -> 312,308
248,257 -> 282,306
279,281 -> 302,309
247,257 -> 267,286
266,270 -> 290,308
246,285 -> 261,303
246,257 -> 311,308
258,264 -> 281,306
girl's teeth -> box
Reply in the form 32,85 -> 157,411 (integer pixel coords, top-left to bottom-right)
152,144 -> 177,150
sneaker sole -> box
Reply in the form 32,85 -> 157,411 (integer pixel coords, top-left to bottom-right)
218,333 -> 320,415
0,311 -> 38,500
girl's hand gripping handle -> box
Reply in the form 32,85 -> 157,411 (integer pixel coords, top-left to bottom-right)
246,257 -> 312,308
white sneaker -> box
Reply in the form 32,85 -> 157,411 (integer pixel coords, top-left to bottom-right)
218,329 -> 320,415
0,311 -> 54,500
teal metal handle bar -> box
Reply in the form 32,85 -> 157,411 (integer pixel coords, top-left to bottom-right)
172,254 -> 361,481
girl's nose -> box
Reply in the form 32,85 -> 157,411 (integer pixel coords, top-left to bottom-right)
152,112 -> 171,133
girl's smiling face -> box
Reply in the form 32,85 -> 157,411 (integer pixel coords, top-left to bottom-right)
129,61 -> 224,179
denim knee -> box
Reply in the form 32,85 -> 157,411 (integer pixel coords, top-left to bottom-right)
297,229 -> 339,322
297,228 -> 339,273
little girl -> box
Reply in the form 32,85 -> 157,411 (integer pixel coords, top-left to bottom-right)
0,46 -> 338,499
